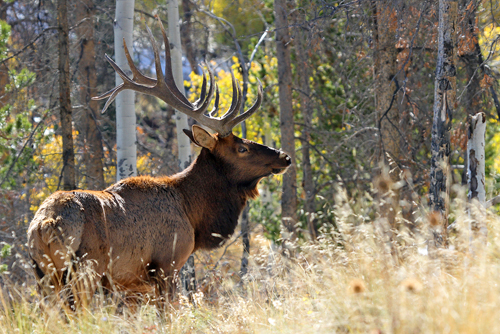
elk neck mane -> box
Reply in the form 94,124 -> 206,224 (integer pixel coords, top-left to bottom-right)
175,148 -> 260,250
122,148 -> 261,251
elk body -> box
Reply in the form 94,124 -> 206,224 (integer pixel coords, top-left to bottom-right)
27,18 -> 290,307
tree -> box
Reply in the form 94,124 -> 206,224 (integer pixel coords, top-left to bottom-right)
374,1 -> 400,164
58,0 -> 76,190
75,0 -> 105,190
167,0 -> 195,293
180,0 -> 197,74
114,0 -> 137,181
274,0 -> 298,243
429,0 -> 458,246
294,7 -> 317,240
0,0 -> 8,109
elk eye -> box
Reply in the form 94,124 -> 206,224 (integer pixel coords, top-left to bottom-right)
238,146 -> 248,153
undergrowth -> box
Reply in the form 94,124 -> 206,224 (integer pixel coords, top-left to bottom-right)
1,184 -> 499,333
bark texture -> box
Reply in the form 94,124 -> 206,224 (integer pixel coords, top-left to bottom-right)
168,0 -> 192,172
373,1 -> 400,231
459,0 -> 482,185
274,0 -> 298,242
460,1 -> 482,116
114,0 -> 137,181
75,0 -> 105,190
467,112 -> 487,242
295,19 -> 317,240
239,206 -> 250,277
374,1 -> 399,162
467,112 -> 486,204
0,0 -> 8,109
429,0 -> 458,244
58,0 -> 76,190
181,0 -> 197,74
168,0 -> 195,293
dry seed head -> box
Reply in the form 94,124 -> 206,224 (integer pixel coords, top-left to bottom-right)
428,211 -> 443,227
348,278 -> 366,294
400,278 -> 423,293
221,261 -> 231,275
374,173 -> 393,194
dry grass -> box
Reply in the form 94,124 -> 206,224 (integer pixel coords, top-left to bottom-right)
1,187 -> 500,333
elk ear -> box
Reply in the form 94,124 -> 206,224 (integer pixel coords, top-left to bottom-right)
191,125 -> 217,151
183,129 -> 197,144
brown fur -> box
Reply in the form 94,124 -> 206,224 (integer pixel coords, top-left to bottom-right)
27,126 -> 290,305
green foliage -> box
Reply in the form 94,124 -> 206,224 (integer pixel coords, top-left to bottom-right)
209,0 -> 266,51
0,243 -> 11,274
0,65 -> 39,189
5,68 -> 36,92
0,19 -> 10,60
249,179 -> 283,243
1,243 -> 11,259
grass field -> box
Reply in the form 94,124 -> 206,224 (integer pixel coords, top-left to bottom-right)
1,186 -> 500,333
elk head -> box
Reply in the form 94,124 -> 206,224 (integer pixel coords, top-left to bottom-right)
184,125 -> 291,191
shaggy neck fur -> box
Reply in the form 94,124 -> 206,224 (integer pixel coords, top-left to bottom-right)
174,149 -> 260,250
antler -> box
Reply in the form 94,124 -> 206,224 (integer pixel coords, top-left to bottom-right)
93,16 -> 263,138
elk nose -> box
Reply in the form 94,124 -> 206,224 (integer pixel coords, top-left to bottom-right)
280,152 -> 292,165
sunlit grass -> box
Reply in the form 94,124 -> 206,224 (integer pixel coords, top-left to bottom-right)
2,185 -> 500,333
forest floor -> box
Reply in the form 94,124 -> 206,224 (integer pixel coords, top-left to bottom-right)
1,187 -> 500,333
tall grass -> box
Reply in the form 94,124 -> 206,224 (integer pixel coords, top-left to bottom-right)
1,185 -> 500,333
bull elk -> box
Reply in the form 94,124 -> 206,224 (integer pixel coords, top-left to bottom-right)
27,18 -> 290,308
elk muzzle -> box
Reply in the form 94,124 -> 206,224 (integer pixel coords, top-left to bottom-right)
272,151 -> 291,175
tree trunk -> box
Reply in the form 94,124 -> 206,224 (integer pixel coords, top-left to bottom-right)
167,0 -> 196,294
460,1 -> 482,116
0,0 -> 8,109
58,0 -> 76,190
274,0 -> 298,243
114,0 -> 137,181
467,112 -> 486,204
459,0 -> 482,185
429,0 -> 458,247
374,1 -> 399,162
239,206 -> 250,277
373,1 -> 400,230
467,112 -> 487,242
294,18 -> 317,241
75,0 -> 105,190
168,0 -> 192,172
180,0 -> 197,74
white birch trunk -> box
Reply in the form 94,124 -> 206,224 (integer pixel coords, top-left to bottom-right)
167,0 -> 195,292
260,118 -> 272,203
467,112 -> 486,204
468,112 -> 487,241
114,0 -> 137,181
167,0 -> 192,171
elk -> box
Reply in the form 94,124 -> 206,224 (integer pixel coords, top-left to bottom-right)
27,18 -> 290,308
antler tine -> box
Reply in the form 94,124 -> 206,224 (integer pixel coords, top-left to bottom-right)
93,84 -> 121,101
100,85 -> 125,114
191,65 -> 216,114
220,69 -> 240,120
145,25 -> 167,90
223,80 -> 263,134
95,15 -> 261,134
194,65 -> 208,108
93,83 -> 125,114
156,16 -> 193,107
209,84 -> 220,117
221,70 -> 243,122
123,38 -> 156,86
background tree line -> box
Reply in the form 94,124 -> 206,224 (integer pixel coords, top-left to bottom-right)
0,0 -> 499,281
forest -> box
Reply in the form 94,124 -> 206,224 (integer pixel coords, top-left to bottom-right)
1,0 -> 500,332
